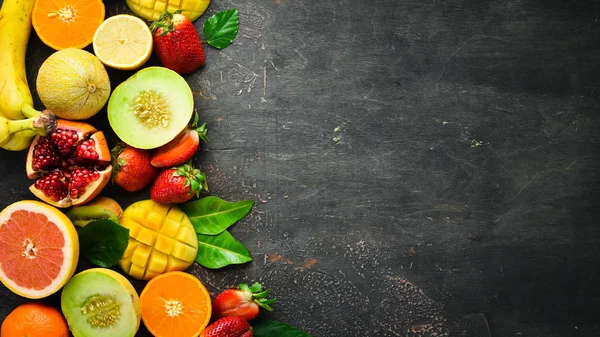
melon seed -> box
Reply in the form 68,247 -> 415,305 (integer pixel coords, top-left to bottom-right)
80,294 -> 120,327
132,90 -> 170,128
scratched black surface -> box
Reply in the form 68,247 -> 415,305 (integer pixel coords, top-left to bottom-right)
1,0 -> 600,336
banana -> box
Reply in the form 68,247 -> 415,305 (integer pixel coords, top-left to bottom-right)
0,111 -> 56,147
0,0 -> 42,120
1,130 -> 38,151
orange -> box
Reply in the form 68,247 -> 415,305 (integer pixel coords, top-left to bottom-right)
140,271 -> 212,337
0,200 -> 79,299
1,302 -> 69,337
32,0 -> 105,50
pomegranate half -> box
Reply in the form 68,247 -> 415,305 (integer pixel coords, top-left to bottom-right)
26,120 -> 112,208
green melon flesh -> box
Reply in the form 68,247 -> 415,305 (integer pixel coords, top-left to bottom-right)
107,66 -> 194,149
61,270 -> 139,337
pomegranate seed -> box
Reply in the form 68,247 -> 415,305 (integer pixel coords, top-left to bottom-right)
50,129 -> 80,156
32,137 -> 60,171
34,170 -> 68,202
74,138 -> 99,163
68,167 -> 100,199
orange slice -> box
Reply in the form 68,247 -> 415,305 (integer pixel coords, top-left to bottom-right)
140,271 -> 212,337
0,200 -> 79,299
32,0 -> 106,50
92,14 -> 153,71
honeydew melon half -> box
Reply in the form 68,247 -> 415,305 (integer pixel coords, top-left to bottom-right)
107,66 -> 194,149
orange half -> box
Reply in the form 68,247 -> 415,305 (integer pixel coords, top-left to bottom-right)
140,271 -> 212,337
32,0 -> 106,50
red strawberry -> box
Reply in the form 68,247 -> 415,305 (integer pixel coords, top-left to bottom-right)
150,162 -> 208,203
200,316 -> 253,337
213,282 -> 276,321
151,113 -> 208,168
111,144 -> 158,192
150,10 -> 206,74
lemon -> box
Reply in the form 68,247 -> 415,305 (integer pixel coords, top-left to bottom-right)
92,14 -> 153,71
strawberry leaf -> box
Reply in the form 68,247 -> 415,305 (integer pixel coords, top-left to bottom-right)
203,9 -> 239,49
196,231 -> 252,268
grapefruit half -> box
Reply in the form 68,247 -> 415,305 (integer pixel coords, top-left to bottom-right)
0,200 -> 79,299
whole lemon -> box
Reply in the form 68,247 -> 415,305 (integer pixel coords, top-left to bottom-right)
36,48 -> 111,120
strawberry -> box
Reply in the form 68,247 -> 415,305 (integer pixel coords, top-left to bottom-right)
200,316 -> 253,337
150,162 -> 208,204
151,113 -> 208,168
111,144 -> 158,192
212,282 -> 276,321
150,10 -> 206,75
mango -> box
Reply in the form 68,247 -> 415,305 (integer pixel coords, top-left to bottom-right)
118,200 -> 198,280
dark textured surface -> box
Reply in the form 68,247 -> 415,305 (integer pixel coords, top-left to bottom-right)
1,0 -> 600,336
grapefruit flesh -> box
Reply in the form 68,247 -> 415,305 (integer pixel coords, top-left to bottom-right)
0,200 -> 79,299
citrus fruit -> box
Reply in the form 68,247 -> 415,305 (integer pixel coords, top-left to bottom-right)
36,48 -> 111,120
140,271 -> 212,337
1,302 -> 69,337
61,268 -> 142,337
118,200 -> 198,280
93,14 -> 153,71
108,67 -> 194,149
32,0 -> 105,50
0,200 -> 79,299
126,0 -> 211,22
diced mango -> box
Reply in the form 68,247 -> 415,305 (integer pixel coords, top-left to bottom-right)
120,257 -> 132,272
167,256 -> 192,270
181,0 -> 196,10
154,0 -> 167,12
160,218 -> 180,238
131,244 -> 152,267
129,205 -> 148,224
122,238 -> 139,259
147,250 -> 168,272
171,241 -> 197,262
129,263 -> 146,280
165,206 -> 184,222
175,225 -> 198,247
118,200 -> 198,281
145,211 -> 164,232
140,0 -> 155,8
144,269 -> 161,280
151,201 -> 170,217
136,226 -> 157,246
121,217 -> 142,237
154,234 -> 174,255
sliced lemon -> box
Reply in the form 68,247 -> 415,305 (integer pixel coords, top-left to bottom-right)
92,14 -> 153,71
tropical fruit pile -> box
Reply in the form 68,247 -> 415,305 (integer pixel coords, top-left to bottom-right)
0,0 -> 311,336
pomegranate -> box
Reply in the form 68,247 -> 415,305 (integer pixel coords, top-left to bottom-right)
26,120 -> 112,208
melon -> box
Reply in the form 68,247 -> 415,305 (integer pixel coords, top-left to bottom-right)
107,67 -> 194,149
36,48 -> 111,120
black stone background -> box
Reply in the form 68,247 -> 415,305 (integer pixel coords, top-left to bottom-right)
0,0 -> 599,336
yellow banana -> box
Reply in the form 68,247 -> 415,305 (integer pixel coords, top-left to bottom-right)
0,0 -> 42,120
1,130 -> 38,151
0,111 -> 56,147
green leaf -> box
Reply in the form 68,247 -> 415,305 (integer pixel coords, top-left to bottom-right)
252,320 -> 313,337
182,196 -> 254,235
203,9 -> 239,49
77,219 -> 129,268
196,231 -> 252,268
